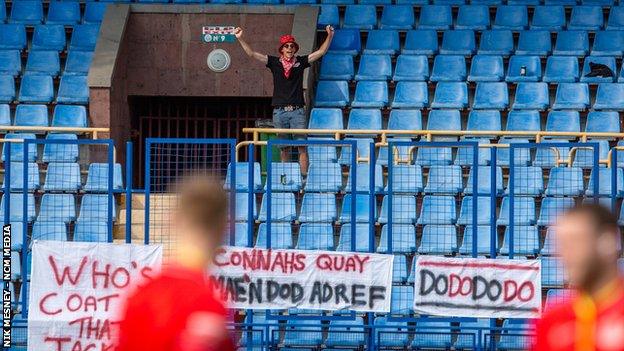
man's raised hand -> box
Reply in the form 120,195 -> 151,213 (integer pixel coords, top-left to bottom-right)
234,27 -> 243,39
325,25 -> 335,36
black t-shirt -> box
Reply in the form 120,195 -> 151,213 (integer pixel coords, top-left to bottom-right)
266,55 -> 310,107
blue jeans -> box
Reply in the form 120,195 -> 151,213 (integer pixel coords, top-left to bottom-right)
272,107 -> 307,140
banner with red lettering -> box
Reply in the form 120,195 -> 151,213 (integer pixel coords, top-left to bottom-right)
413,256 -> 542,318
210,246 -> 394,313
27,240 -> 162,351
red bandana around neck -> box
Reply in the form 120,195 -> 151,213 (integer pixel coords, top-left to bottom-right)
279,55 -> 297,79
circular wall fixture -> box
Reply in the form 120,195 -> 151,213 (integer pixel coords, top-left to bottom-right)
207,49 -> 231,73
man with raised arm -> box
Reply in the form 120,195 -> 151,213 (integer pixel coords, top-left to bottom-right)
234,25 -> 334,175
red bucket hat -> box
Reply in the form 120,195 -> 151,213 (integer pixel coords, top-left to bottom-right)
278,34 -> 299,53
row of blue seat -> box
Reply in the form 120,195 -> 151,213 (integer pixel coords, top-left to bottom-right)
327,29 -> 624,56
315,81 -> 624,110
0,105 -> 87,129
0,50 -> 93,78
322,54 -> 624,83
0,24 -> 99,51
8,220 -> 110,250
0,74 -> 89,104
1,193 -> 116,223
315,0 -> 620,5
0,1 -> 106,25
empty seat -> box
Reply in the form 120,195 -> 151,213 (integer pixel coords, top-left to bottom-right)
418,5 -> 452,30
9,1 -> 43,25
0,75 -> 14,103
31,24 -> 65,51
468,55 -> 504,82
531,6 -> 565,31
544,167 -> 585,196
337,223 -> 371,252
465,166 -> 504,195
328,29 -> 361,55
541,227 -> 559,256
315,80 -> 349,107
478,30 -> 514,55
83,163 -> 124,192
74,221 -> 108,242
339,138 -> 375,165
8,162 -> 40,191
460,226 -> 495,255
554,31 -> 590,56
283,319 -> 324,346
573,138 -> 609,167
427,109 -> 461,134
258,192 -> 296,222
378,195 -> 417,224
319,54 -> 353,80
516,31 -> 552,56
0,50 -> 21,76
47,2 -> 80,25
415,145 -> 453,166
234,193 -> 256,222
64,51 -> 94,76
299,193 -> 336,222
607,6 -> 624,30
255,223 -> 293,249
455,5 -> 490,30
25,50 -> 60,76
355,54 -> 391,80
586,110 -> 620,134
391,81 -> 428,108
506,110 -> 540,132
70,24 -> 100,51
542,257 -> 565,286
32,221 -> 67,241
0,104 -> 9,125
84,3 -> 108,24
57,75 -> 88,104
351,81 -> 388,108
512,82 -> 549,110
378,224 -> 417,253
0,24 -> 26,50
78,194 -> 116,222
363,30 -> 400,55
18,74 -> 53,103
500,226 -> 540,256
340,194 -> 375,223
52,105 -> 87,129
467,110 -> 501,133
297,223 -> 334,250
569,6 -> 603,31
594,83 -> 624,110
266,162 -> 301,192
430,55 -> 466,82
318,5 -> 339,29
2,133 -> 36,162
545,110 -> 581,136
586,167 -> 624,197
417,195 -> 456,225
431,82 -> 468,108
506,55 -> 542,82
458,196 -> 493,226
539,198 -> 572,226
543,56 -> 579,83
305,163 -> 342,192
424,165 -> 463,194
343,5 -> 376,30
380,5 -> 414,30
411,320 -> 453,349
493,5 -> 528,30
38,194 -> 76,223
0,1 -> 4,23
325,318 -> 366,347
419,225 -> 457,254
393,55 -> 429,81
14,104 -> 47,128
1,193 -> 36,222
498,320 -> 534,350
507,166 -> 544,196
455,319 -> 492,349
403,30 -> 438,55
391,255 -> 408,283
553,83 -> 590,110
591,31 -> 624,57
580,56 -> 616,83
224,162 -> 262,192
43,163 -> 81,192
348,108 -> 382,131
374,317 -> 409,347
534,140 -> 571,167
439,30 -> 476,55
497,196 -> 536,226
473,82 -> 509,109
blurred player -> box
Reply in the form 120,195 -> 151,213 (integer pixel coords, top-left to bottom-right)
116,176 -> 235,351
532,204 -> 624,351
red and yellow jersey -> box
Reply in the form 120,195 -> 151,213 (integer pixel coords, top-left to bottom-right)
532,278 -> 624,351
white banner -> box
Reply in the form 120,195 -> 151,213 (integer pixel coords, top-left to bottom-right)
210,246 -> 394,313
413,256 -> 541,318
27,240 -> 162,351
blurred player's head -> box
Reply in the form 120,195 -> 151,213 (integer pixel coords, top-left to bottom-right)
556,204 -> 621,291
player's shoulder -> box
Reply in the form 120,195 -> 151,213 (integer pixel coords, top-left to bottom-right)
538,302 -> 576,327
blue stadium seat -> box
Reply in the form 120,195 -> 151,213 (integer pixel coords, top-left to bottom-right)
0,24 -> 26,50
430,55 -> 466,82
378,195 -> 417,224
467,110 -> 501,133
541,227 -> 559,256
497,196 -> 536,226
74,221 -> 108,242
591,31 -> 624,57
14,104 -> 47,128
498,320 -> 534,350
364,30 -> 400,55
378,137 -> 414,165
52,105 -> 87,129
417,195 -> 456,225
10,1 -> 43,25
64,51 -> 94,76
545,0 -> 577,5
47,2 -> 80,25
427,109 -> 461,134
0,50 -> 21,76
0,104 -> 8,125
506,166 -> 544,196
455,319 -> 491,349
43,163 -> 81,192
418,5 -> 452,30
439,30 -> 476,55
266,162 -> 301,192
8,162 -> 39,191
473,82 -> 509,109
339,138 -> 375,165
18,74 -> 53,103
78,194 -> 117,222
325,318 -> 366,347
607,6 -> 624,30
419,225 -> 457,254
431,82 -> 468,108
460,226 -> 495,255
544,288 -> 574,311
380,5 -> 414,30
340,194 -> 375,222
505,110 -> 540,132
299,193 -> 336,222
403,30 -> 438,56
0,0 -> 5,23
542,257 -> 565,286
534,140 -> 571,168
415,145 -> 454,166
83,163 -> 124,192
321,0 -> 354,4
500,226 -> 539,256
543,56 -> 579,83
458,196 -> 493,225
512,82 -> 549,110
478,30 -> 514,55
283,319 -> 324,346
70,24 -> 100,51
9,222 -> 23,251
391,82 -> 428,108
411,320 -> 453,349
351,81 -> 388,108
255,223 -> 293,249
305,163 -> 342,192
392,255 -> 408,283
424,165 -> 463,194
586,168 -> 624,197
31,25 -> 65,51
493,5 -> 528,30
308,110 -> 342,135
468,55 -> 504,82
378,224 -> 417,253
318,5 -> 339,29
57,75 -> 88,104
545,110 -> 580,138
374,317 -> 409,347
569,6 -> 604,31
456,5 -> 490,30
594,83 -> 624,110
328,29 -> 361,55
465,166 -> 504,195
390,285 -> 414,315
32,221 -> 67,241
319,54 -> 353,80
531,6 -> 565,31
537,197 -> 576,226
336,223 -> 371,251
258,192 -> 296,222
25,50 -> 60,76
552,83 -> 589,110
38,194 -> 76,223
506,55 -> 542,82
580,56 -> 616,83
393,55 -> 429,81
315,81 -> 349,107
572,138 -> 609,167
348,108 -> 382,131
84,3 -> 107,24
386,165 -> 423,193
224,162 -> 262,192
554,31 -> 590,56
2,133 -> 36,162
586,111 -> 620,134
355,54 -> 392,80
1,193 -> 35,222
343,5 -> 376,30
516,31 -> 551,56
0,75 -> 14,103
234,193 -> 256,222
297,223 -> 334,250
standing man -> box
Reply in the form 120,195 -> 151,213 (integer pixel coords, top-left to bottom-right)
234,25 -> 335,175
532,204 -> 624,351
